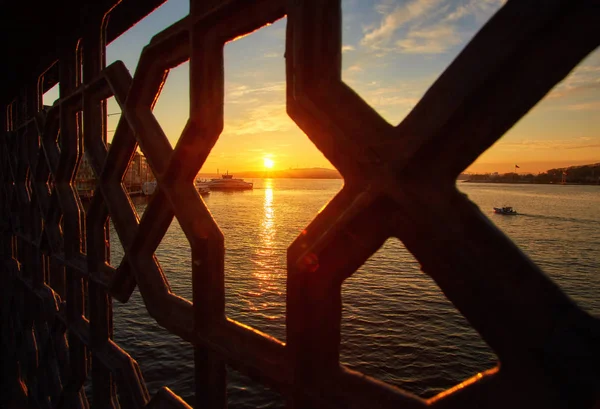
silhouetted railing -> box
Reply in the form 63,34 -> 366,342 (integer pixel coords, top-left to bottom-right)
1,0 -> 599,408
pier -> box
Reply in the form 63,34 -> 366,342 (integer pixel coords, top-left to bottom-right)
1,1 -> 599,408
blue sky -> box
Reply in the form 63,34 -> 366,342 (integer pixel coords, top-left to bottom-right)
43,0 -> 600,174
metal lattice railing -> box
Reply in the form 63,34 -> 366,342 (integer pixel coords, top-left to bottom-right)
1,0 -> 599,408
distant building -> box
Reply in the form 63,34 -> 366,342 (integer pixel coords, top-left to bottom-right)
75,153 -> 95,199
75,145 -> 154,198
124,151 -> 154,194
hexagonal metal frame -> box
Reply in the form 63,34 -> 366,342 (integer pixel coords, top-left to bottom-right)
1,0 -> 599,408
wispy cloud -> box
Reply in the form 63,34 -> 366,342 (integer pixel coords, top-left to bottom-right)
566,101 -> 600,111
361,0 -> 505,54
372,95 -> 420,107
362,0 -> 444,50
395,24 -> 461,54
549,63 -> 600,100
342,45 -> 356,53
497,137 -> 600,151
445,0 -> 506,23
363,85 -> 422,108
345,64 -> 363,73
224,103 -> 293,136
375,0 -> 396,15
341,76 -> 435,123
226,82 -> 285,102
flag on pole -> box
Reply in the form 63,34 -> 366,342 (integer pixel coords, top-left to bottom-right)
515,164 -> 520,168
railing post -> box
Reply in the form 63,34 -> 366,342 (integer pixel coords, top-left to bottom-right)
190,2 -> 227,407
58,39 -> 89,408
84,13 -> 120,408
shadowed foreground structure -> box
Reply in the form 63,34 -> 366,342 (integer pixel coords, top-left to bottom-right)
1,0 -> 600,408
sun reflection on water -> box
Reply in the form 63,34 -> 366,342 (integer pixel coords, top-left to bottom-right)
251,179 -> 279,306
262,180 -> 274,245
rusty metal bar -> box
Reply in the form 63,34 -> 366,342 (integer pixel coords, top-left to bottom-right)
1,0 -> 599,408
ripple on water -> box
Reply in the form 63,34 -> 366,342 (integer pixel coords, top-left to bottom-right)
110,181 -> 599,406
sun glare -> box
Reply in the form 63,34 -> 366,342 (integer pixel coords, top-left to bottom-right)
264,157 -> 274,169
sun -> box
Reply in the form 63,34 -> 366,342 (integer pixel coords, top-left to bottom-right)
263,157 -> 274,169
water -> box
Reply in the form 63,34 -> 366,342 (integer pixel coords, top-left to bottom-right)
109,180 -> 600,407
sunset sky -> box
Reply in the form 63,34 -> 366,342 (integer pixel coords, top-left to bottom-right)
44,0 -> 600,175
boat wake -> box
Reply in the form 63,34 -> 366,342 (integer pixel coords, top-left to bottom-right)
516,213 -> 599,226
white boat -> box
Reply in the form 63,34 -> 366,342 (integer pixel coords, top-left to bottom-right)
493,206 -> 517,215
206,172 -> 253,191
195,181 -> 211,195
145,180 -> 211,196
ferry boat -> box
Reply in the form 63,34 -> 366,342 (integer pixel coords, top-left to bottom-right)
206,172 -> 253,191
195,182 -> 211,196
145,180 -> 210,196
493,206 -> 517,215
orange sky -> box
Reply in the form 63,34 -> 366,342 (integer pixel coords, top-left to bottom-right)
43,0 -> 600,176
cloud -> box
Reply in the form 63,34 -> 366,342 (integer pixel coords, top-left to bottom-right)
228,97 -> 261,105
224,103 -> 294,136
226,82 -> 285,102
373,95 -> 419,107
342,45 -> 356,53
345,64 -> 363,73
565,101 -> 600,111
497,137 -> 600,151
375,0 -> 396,15
342,82 -> 424,123
395,24 -> 461,54
359,84 -> 422,108
445,0 -> 506,23
549,62 -> 600,100
361,0 -> 506,54
361,0 -> 444,49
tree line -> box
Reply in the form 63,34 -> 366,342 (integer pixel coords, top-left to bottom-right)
466,163 -> 600,184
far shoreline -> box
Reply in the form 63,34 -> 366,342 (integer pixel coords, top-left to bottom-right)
462,180 -> 600,187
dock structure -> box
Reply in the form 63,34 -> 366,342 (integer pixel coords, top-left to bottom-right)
1,1 -> 599,408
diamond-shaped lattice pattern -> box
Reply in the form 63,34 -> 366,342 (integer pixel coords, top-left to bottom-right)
196,22 -> 345,341
154,217 -> 190,298
455,48 -> 600,323
1,1 -> 599,409
152,62 -> 189,151
75,151 -> 94,219
42,82 -> 60,108
341,238 -> 497,398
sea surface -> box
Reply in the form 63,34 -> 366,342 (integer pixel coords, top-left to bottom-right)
109,180 -> 600,407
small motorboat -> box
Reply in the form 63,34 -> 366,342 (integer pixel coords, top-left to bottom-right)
493,206 -> 517,215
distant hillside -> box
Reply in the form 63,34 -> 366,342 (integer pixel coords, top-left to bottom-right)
236,167 -> 342,179
543,162 -> 600,183
465,162 -> 600,184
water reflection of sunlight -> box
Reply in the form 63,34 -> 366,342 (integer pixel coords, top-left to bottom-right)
253,179 -> 277,293
262,180 -> 274,243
